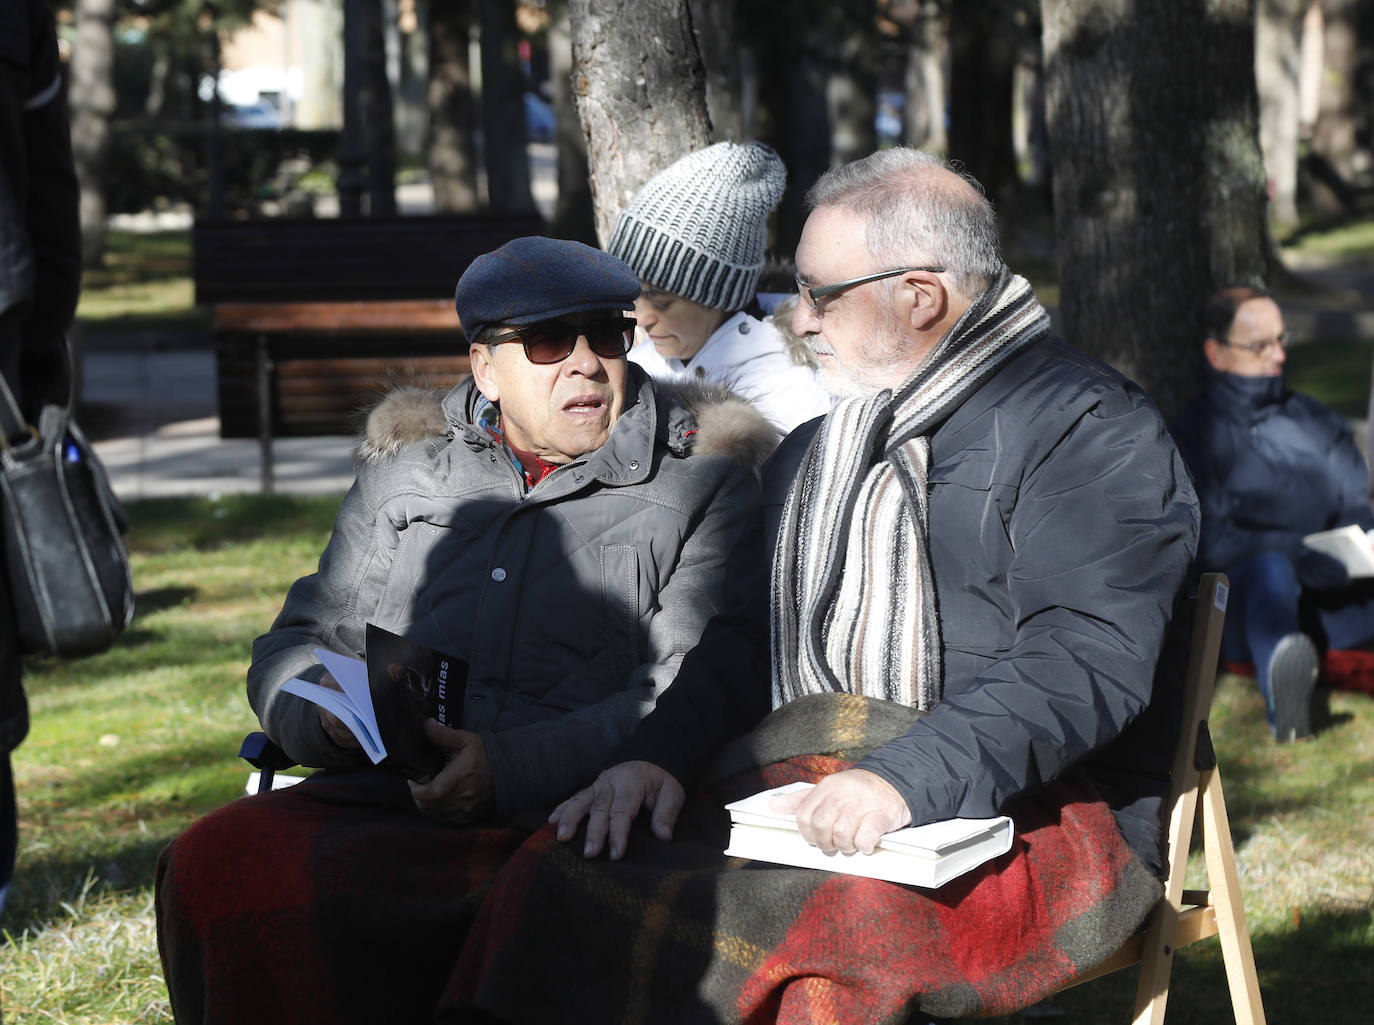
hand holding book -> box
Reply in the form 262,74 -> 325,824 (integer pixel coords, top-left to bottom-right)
768,768 -> 912,855
725,781 -> 1014,889
408,719 -> 495,823
314,672 -> 364,752
281,624 -> 469,781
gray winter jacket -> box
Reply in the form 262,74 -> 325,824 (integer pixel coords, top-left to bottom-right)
248,368 -> 775,817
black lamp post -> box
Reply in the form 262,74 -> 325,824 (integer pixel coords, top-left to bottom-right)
337,0 -> 366,216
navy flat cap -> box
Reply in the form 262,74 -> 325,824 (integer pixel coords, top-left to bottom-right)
454,236 -> 641,340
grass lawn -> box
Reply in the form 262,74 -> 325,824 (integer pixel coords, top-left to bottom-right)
1,494 -> 1372,1023
75,231 -> 210,335
2,495 -> 339,1024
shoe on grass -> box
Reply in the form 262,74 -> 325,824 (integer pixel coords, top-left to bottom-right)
1269,632 -> 1318,743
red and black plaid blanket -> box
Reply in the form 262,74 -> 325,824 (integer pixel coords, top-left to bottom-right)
444,694 -> 1163,1025
155,768 -> 528,1025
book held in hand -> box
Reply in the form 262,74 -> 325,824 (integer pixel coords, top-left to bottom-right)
1301,523 -> 1374,578
281,624 -> 467,780
723,781 -> 1014,889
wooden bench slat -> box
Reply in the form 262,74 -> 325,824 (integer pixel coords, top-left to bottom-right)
215,300 -> 460,334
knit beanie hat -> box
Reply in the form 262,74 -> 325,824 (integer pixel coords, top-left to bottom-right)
608,142 -> 786,312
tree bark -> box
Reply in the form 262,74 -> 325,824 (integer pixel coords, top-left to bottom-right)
1042,0 -> 1268,419
69,0 -> 116,267
479,0 -> 536,213
548,0 -> 597,241
828,23 -> 878,168
361,0 -> 397,215
902,0 -> 948,152
1256,0 -> 1306,228
689,0 -> 745,141
1309,0 -> 1363,214
426,0 -> 479,211
568,0 -> 712,245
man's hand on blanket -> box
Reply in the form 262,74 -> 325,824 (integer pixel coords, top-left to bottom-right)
549,760 -> 686,861
408,721 -> 495,823
315,672 -> 363,752
771,769 -> 912,855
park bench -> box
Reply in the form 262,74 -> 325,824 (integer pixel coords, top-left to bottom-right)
193,212 -> 545,487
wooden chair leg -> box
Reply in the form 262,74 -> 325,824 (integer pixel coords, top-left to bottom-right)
1199,766 -> 1267,1025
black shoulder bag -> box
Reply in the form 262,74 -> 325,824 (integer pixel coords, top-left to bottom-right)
0,376 -> 133,657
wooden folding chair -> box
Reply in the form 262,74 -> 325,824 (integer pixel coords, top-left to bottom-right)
1052,572 -> 1266,1024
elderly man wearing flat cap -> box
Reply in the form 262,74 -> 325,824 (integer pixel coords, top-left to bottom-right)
154,237 -> 776,1025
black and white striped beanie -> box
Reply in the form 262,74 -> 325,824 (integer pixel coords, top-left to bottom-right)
608,142 -> 786,312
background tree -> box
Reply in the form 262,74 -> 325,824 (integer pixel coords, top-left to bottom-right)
946,1 -> 1022,207
70,0 -> 118,267
896,0 -> 948,154
1307,0 -> 1368,215
479,0 -> 536,212
360,0 -> 397,215
1042,0 -> 1269,417
547,0 -> 596,240
426,0 -> 479,210
691,0 -> 748,141
568,0 -> 712,244
1257,0 -> 1308,228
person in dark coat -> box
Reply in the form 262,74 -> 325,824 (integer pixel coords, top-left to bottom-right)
0,0 -> 82,915
1171,285 -> 1374,742
517,149 -> 1198,1021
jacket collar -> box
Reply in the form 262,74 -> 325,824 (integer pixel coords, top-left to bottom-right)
1203,363 -> 1288,417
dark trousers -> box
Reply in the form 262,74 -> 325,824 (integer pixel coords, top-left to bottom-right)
1222,549 -> 1374,719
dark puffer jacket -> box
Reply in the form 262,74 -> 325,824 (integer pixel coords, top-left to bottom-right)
249,368 -> 776,818
619,338 -> 1199,874
1170,364 -> 1373,573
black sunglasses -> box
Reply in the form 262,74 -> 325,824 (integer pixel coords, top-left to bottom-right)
484,316 -> 636,365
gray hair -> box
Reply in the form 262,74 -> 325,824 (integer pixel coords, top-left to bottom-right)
804,148 -> 1003,300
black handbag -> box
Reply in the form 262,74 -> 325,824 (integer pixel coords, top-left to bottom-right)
0,375 -> 133,657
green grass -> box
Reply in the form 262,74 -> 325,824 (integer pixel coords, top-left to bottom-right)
2,494 -> 339,1024
1283,338 -> 1374,420
1282,216 -> 1374,267
76,231 -> 208,334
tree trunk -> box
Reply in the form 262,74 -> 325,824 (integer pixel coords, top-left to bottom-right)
548,0 -> 597,242
947,3 -> 1019,205
903,0 -> 948,153
1308,0 -> 1362,214
828,25 -> 878,168
568,0 -> 712,244
1256,0 -> 1306,228
479,0 -> 536,213
689,0 -> 745,141
1042,0 -> 1268,418
69,0 -> 116,267
426,0 -> 479,211
361,0 -> 397,215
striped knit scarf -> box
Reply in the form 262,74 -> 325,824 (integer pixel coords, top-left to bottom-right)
770,268 -> 1051,710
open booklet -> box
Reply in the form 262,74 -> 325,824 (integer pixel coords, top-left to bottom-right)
723,781 -> 1014,889
1301,523 -> 1374,578
281,624 -> 468,781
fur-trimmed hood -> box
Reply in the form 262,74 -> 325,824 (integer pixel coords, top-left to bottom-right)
357,373 -> 780,473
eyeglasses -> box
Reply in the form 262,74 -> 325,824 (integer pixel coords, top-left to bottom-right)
795,265 -> 946,310
484,316 -> 636,365
1223,330 -> 1290,358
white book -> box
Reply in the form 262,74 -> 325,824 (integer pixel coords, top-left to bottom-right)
1301,523 -> 1374,578
723,781 -> 1014,889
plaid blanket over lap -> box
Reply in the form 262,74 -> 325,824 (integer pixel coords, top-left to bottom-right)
445,694 -> 1163,1025
155,768 -> 528,1025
